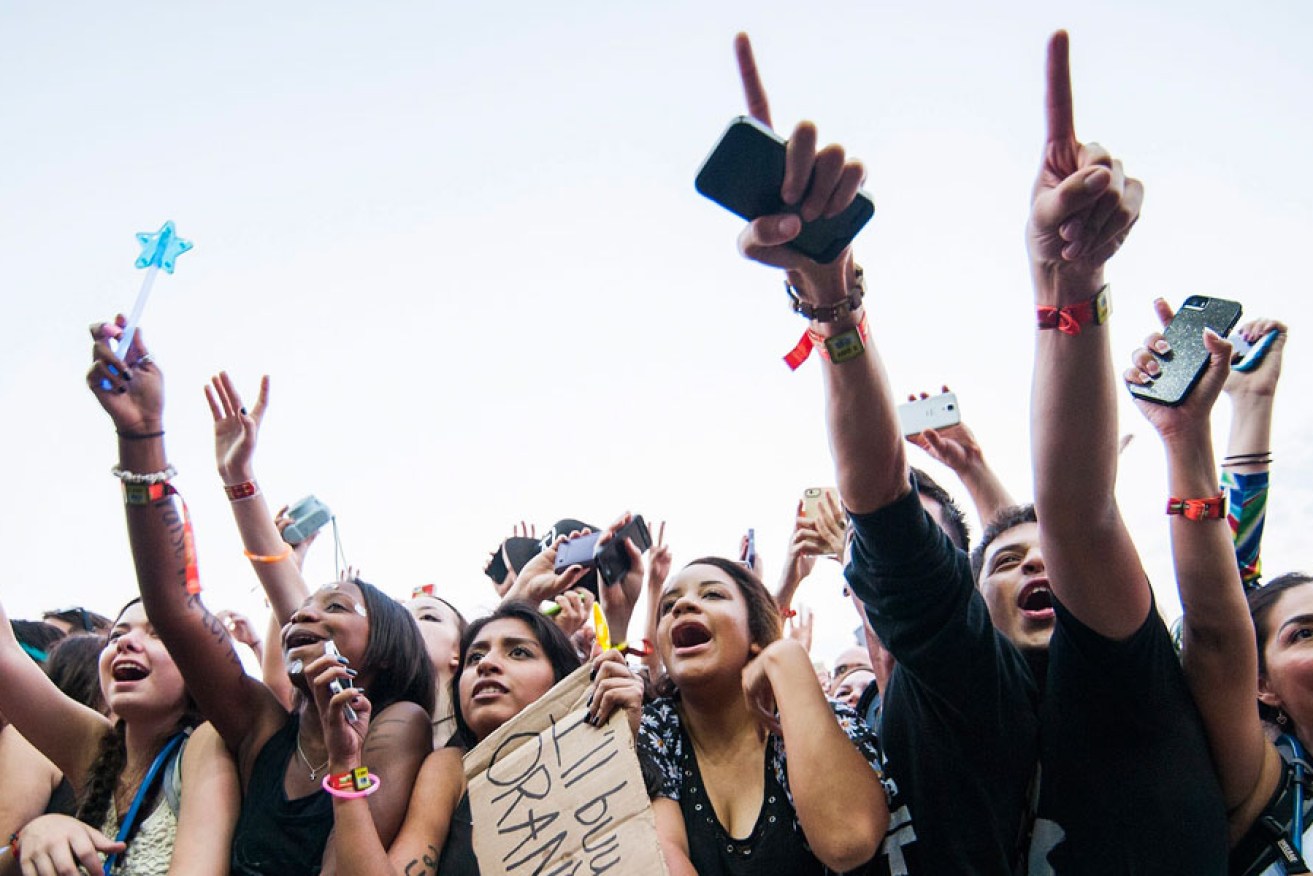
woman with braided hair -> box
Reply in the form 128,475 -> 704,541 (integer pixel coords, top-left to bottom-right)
0,597 -> 238,875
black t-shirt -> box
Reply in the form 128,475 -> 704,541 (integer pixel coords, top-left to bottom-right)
846,480 -> 1041,875
1028,598 -> 1228,874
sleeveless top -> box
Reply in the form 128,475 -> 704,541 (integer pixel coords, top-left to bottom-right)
101,795 -> 177,876
230,715 -> 333,875
437,793 -> 480,876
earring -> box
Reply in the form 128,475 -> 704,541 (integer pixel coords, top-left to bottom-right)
1278,711 -> 1289,726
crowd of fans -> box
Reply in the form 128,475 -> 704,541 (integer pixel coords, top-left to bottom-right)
0,28 -> 1303,876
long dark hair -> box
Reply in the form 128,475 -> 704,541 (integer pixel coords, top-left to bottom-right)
46,634 -> 107,714
76,599 -> 203,845
450,601 -> 581,749
351,577 -> 436,716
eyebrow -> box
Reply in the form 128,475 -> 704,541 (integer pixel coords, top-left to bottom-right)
987,541 -> 1031,568
1277,614 -> 1313,636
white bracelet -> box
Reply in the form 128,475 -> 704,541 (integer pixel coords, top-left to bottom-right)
111,464 -> 177,485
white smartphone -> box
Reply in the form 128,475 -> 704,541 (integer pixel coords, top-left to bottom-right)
898,391 -> 961,437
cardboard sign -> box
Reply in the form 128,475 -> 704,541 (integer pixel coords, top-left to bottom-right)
463,664 -> 667,876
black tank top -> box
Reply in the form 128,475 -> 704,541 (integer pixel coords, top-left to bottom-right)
230,714 -> 333,875
437,793 -> 480,876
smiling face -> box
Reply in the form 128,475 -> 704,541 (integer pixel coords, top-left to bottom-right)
282,580 -> 371,680
1258,583 -> 1313,735
457,618 -> 557,742
97,603 -> 187,722
405,595 -> 462,682
976,522 -> 1056,652
657,563 -> 759,688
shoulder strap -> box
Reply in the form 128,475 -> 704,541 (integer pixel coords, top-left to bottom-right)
162,727 -> 192,816
1230,735 -> 1313,876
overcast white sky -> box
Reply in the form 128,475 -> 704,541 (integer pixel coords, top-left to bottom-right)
3,1 -> 1311,666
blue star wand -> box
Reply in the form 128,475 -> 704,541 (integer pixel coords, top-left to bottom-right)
101,221 -> 192,389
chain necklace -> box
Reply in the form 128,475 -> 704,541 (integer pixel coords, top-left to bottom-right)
295,728 -> 330,782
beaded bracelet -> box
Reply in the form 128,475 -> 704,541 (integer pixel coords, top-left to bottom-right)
244,546 -> 294,564
323,768 -> 380,799
1166,493 -> 1227,521
224,480 -> 259,501
111,464 -> 177,485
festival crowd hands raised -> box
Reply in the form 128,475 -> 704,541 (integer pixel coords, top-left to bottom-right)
0,23 -> 1299,876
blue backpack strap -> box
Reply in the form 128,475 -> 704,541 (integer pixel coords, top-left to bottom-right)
1231,734 -> 1313,876
102,731 -> 188,875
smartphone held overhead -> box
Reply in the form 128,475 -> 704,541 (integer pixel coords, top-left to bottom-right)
695,116 -> 874,264
898,392 -> 961,437
1128,296 -> 1243,406
553,516 -> 653,589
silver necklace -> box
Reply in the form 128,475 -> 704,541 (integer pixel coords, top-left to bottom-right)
295,728 -> 330,781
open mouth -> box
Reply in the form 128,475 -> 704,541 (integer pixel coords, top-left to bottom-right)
1017,580 -> 1055,617
471,680 -> 508,699
671,621 -> 712,650
112,661 -> 149,682
284,629 -> 324,650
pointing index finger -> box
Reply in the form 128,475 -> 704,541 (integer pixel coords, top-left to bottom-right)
1044,30 -> 1075,146
734,32 -> 773,128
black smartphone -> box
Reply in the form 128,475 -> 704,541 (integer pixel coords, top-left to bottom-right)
1128,296 -> 1243,406
595,516 -> 653,585
695,116 -> 874,264
554,532 -> 602,574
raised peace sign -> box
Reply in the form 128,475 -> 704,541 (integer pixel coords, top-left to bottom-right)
1027,31 -> 1143,294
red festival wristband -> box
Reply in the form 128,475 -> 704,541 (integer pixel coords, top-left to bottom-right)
1037,285 -> 1111,336
784,311 -> 870,371
224,480 -> 259,501
121,480 -> 203,595
1165,493 -> 1227,521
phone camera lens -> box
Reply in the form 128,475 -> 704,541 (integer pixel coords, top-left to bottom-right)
947,404 -> 955,411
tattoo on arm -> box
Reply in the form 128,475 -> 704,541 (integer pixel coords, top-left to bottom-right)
403,845 -> 439,876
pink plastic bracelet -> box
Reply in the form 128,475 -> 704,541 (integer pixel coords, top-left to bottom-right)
322,770 -> 381,799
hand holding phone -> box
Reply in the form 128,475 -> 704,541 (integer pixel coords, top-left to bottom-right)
323,640 -> 358,724
898,392 -> 961,437
1127,296 -> 1243,406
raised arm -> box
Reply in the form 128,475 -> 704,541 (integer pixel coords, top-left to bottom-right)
1027,31 -> 1147,638
1125,310 -> 1281,831
0,599 -> 109,786
733,32 -> 906,515
86,320 -> 286,753
205,373 -> 311,625
1221,318 -> 1286,587
905,391 -> 1017,526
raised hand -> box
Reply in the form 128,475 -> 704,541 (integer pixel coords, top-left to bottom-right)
597,513 -> 646,645
306,647 -> 370,769
1027,31 -> 1142,293
645,521 -> 672,598
785,604 -> 815,654
732,33 -> 865,297
1125,298 -> 1233,440
275,504 -> 319,568
205,372 -> 269,485
502,533 -> 588,605
550,588 -> 595,639
583,650 -> 645,737
217,609 -> 263,653
1224,318 -> 1288,399
86,316 -> 164,434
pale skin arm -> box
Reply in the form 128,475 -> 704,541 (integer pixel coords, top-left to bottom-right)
168,722 -> 240,876
651,798 -> 699,876
1126,313 -> 1282,839
743,639 -> 886,870
0,725 -> 64,842
732,33 -> 907,516
206,373 -> 311,626
1223,318 -> 1286,471
1027,32 -> 1147,639
0,601 -> 109,788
